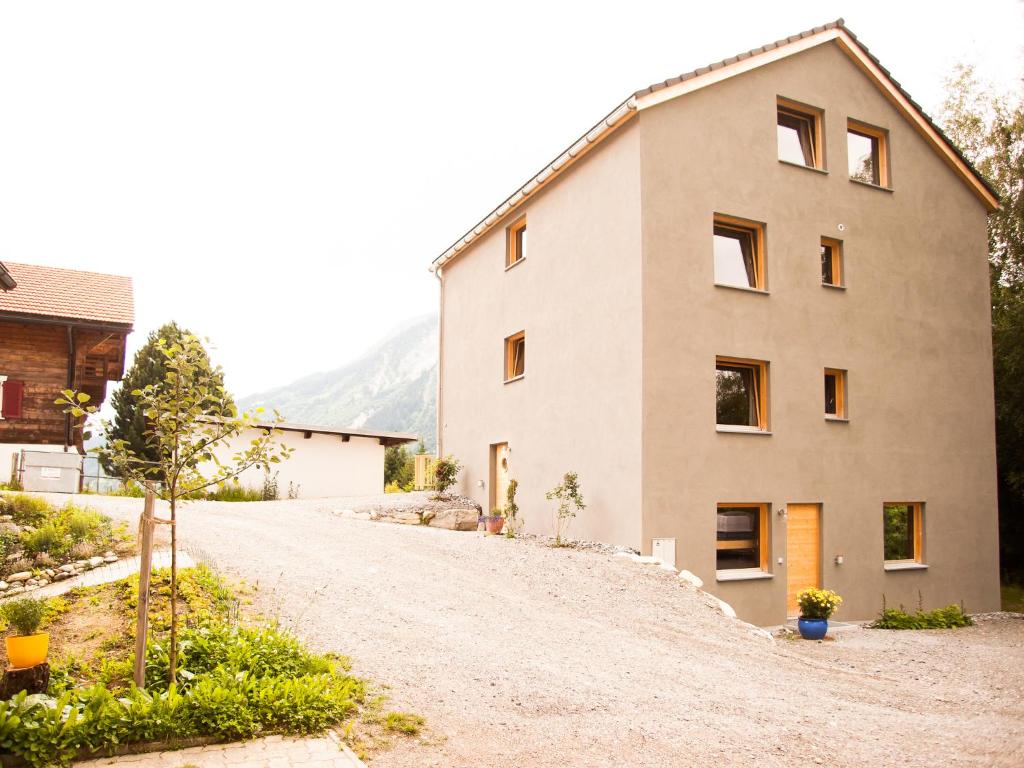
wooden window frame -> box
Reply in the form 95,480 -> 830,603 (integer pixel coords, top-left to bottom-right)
504,331 -> 525,383
716,356 -> 769,432
820,236 -> 844,287
824,368 -> 847,420
777,97 -> 824,170
506,217 -> 527,270
883,502 -> 924,565
716,502 -> 770,573
713,213 -> 767,291
847,119 -> 890,188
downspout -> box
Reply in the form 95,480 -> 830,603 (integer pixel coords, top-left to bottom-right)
65,325 -> 76,453
432,265 -> 444,457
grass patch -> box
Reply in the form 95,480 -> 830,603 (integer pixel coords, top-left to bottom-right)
203,484 -> 265,502
1001,582 -> 1024,612
384,711 -> 425,735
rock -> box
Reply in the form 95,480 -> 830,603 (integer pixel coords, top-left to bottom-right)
26,579 -> 38,587
102,551 -> 115,558
7,571 -> 31,583
88,556 -> 104,568
426,508 -> 479,531
53,573 -> 70,582
36,579 -> 49,587
715,597 -> 737,619
678,570 -> 704,589
44,569 -> 55,578
74,560 -> 88,568
5,586 -> 24,596
58,563 -> 75,573
0,664 -> 50,697
0,514 -> 12,521
373,509 -> 423,526
103,555 -> 118,563
0,581 -> 7,591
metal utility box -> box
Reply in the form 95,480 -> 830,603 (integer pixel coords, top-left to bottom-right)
19,450 -> 82,493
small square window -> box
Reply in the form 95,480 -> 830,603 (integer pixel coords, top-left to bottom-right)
717,503 -> 769,571
504,331 -> 525,381
820,237 -> 843,287
716,357 -> 768,431
713,215 -> 765,290
506,218 -> 526,268
883,503 -> 923,563
824,368 -> 847,419
848,120 -> 889,187
777,99 -> 822,168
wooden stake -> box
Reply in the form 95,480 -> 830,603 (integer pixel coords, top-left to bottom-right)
133,489 -> 156,689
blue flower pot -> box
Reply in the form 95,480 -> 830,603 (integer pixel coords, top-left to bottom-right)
797,617 -> 828,640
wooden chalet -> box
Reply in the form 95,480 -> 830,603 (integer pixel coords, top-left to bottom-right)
0,260 -> 134,455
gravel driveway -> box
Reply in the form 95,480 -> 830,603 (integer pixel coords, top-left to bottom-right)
54,493 -> 1024,768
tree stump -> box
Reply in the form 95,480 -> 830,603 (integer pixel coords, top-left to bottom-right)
0,663 -> 50,698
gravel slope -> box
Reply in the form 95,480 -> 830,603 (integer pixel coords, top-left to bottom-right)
57,494 -> 1024,768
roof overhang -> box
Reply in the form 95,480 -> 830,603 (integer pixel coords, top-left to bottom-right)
431,20 -> 998,273
0,263 -> 16,291
247,421 -> 419,448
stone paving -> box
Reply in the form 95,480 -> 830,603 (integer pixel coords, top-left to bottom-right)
74,734 -> 364,768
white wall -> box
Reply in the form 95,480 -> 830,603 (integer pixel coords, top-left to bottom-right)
212,429 -> 386,499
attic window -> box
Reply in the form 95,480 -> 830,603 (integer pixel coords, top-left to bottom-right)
777,99 -> 822,169
714,215 -> 765,291
505,331 -> 525,382
506,217 -> 526,269
848,119 -> 889,187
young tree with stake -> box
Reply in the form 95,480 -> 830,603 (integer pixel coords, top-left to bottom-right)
58,333 -> 291,685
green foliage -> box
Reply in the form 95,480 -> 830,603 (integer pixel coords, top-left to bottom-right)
204,483 -> 264,502
102,322 -> 231,478
870,603 -> 974,630
1,597 -> 46,636
546,471 -> 585,546
940,67 -> 1024,580
796,587 -> 843,620
384,444 -> 414,489
15,502 -> 114,564
1002,581 -> 1024,612
384,711 -> 424,735
0,492 -> 52,527
432,455 -> 461,498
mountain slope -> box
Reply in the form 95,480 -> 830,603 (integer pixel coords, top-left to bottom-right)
238,314 -> 438,450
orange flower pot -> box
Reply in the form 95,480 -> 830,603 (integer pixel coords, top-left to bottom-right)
5,633 -> 49,669
486,516 -> 505,534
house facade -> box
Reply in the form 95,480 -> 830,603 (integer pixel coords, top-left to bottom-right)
0,261 -> 134,488
431,21 -> 1001,625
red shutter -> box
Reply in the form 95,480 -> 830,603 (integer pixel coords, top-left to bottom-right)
1,380 -> 24,419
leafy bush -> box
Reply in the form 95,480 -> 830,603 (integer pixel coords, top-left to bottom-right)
432,456 -> 461,499
546,472 -> 585,546
0,493 -> 51,527
1,597 -> 47,635
870,603 -> 973,629
204,483 -> 264,502
17,504 -> 114,563
796,587 -> 843,620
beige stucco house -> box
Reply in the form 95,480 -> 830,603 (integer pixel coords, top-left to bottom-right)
430,20 -> 1001,625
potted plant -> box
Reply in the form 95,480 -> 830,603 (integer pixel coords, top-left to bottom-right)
485,508 -> 505,534
2,597 -> 48,668
796,587 -> 843,640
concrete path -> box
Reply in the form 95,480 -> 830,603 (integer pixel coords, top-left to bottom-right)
1,550 -> 195,602
74,734 -> 364,768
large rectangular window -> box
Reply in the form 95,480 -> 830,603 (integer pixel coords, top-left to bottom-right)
883,503 -> 923,563
504,331 -> 525,382
716,357 -> 768,431
506,217 -> 526,268
713,214 -> 765,290
717,503 -> 769,572
848,119 -> 889,187
777,99 -> 823,169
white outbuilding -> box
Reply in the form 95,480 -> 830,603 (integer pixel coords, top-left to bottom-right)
218,421 -> 418,499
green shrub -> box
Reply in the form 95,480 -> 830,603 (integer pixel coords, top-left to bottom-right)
870,603 -> 974,630
67,509 -> 105,542
22,522 -> 67,558
204,484 -> 264,502
1,597 -> 47,636
1,493 -> 51,527
432,456 -> 461,499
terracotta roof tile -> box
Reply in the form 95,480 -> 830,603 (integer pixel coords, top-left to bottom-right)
0,261 -> 134,327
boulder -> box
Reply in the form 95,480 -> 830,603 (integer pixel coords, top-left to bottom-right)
58,564 -> 76,573
426,508 -> 479,531
6,586 -> 24,596
678,570 -> 704,589
372,509 -> 423,526
0,581 -> 7,591
88,556 -> 104,569
7,571 -> 31,583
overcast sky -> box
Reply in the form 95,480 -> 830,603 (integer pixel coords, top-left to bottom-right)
1,1 -> 1021,398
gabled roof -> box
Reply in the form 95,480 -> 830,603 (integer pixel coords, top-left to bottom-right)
0,261 -> 134,328
432,19 -> 998,271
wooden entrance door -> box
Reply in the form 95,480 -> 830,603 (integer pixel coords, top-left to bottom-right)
491,443 -> 510,512
786,504 -> 821,616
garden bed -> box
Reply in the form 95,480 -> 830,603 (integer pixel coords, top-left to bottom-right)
0,493 -> 131,598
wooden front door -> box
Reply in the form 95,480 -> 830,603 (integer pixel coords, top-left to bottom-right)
490,443 -> 510,512
786,504 -> 821,616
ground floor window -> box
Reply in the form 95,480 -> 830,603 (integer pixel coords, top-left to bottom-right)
883,502 -> 923,563
716,503 -> 768,571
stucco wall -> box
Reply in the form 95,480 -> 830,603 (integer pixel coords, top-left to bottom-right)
439,122 -> 644,548
213,429 -> 385,499
638,41 -> 999,624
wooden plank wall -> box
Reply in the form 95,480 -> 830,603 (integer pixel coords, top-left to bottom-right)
0,320 -> 70,445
